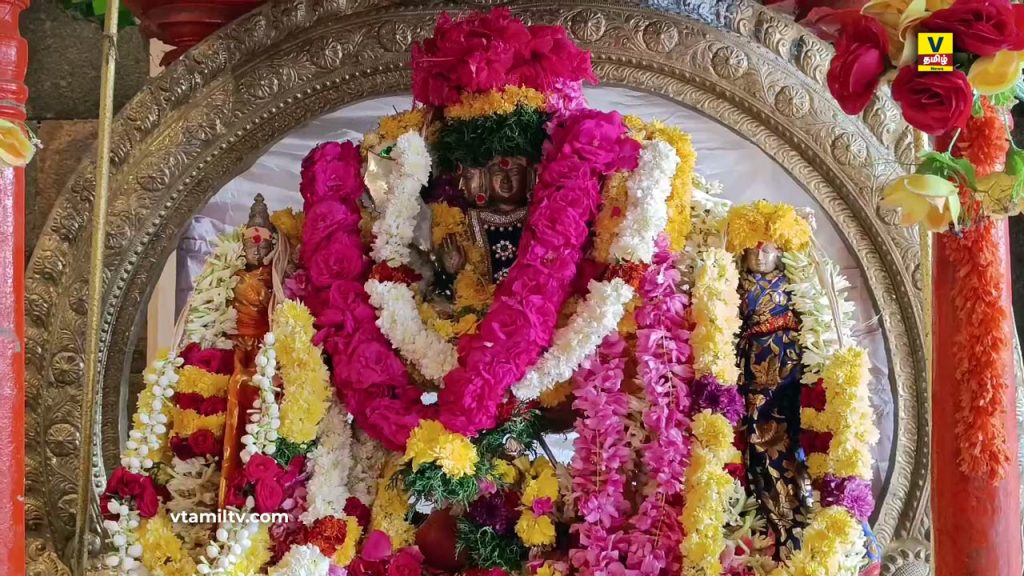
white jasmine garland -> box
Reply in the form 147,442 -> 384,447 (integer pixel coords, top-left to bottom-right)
122,354 -> 182,474
513,278 -> 635,400
781,249 -> 857,380
608,139 -> 679,263
371,132 -> 432,266
348,428 -> 389,506
102,503 -> 144,574
240,332 -> 281,462
196,518 -> 260,575
301,401 -> 354,525
365,279 -> 458,381
268,544 -> 332,576
185,228 -> 246,349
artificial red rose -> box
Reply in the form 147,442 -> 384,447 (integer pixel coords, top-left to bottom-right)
179,343 -> 234,375
891,66 -> 973,135
387,547 -> 425,576
826,14 -> 889,115
134,476 -> 160,518
801,379 -> 828,411
187,429 -> 221,457
800,430 -> 834,454
104,467 -> 131,498
244,453 -> 282,483
345,497 -> 372,529
920,0 -> 1016,57
1012,4 -> 1024,51
254,478 -> 286,513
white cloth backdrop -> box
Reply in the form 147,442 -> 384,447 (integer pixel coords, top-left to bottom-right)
176,86 -> 894,495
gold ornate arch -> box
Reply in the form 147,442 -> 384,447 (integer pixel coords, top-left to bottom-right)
23,0 -> 931,573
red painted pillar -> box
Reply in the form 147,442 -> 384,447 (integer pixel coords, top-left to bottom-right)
932,220 -> 1023,576
0,0 -> 27,574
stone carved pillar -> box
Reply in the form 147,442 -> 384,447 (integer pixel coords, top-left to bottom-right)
0,0 -> 28,573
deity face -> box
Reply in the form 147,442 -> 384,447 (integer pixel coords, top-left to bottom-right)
743,242 -> 782,274
457,156 -> 533,212
243,226 -> 274,267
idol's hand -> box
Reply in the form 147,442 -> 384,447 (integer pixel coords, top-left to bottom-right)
438,236 -> 467,275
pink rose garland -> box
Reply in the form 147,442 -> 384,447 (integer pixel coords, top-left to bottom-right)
438,109 -> 641,436
569,334 -> 633,576
622,239 -> 694,576
298,141 -> 435,451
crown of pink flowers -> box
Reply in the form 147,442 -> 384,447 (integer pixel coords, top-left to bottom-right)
411,8 -> 597,107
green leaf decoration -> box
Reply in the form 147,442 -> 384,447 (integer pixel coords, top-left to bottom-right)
475,406 -> 542,460
404,460 -> 493,508
916,151 -> 976,188
972,95 -> 984,118
1006,145 -> 1024,176
436,106 -> 550,170
455,517 -> 529,571
991,86 -> 1021,108
273,438 -> 312,467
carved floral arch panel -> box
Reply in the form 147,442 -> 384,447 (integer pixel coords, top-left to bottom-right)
23,0 -> 930,573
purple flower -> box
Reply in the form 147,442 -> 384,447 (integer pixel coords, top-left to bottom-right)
689,375 -> 744,426
816,474 -> 875,521
467,490 -> 521,534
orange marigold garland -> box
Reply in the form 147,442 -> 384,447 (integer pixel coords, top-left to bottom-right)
941,218 -> 1012,483
936,97 -> 1008,178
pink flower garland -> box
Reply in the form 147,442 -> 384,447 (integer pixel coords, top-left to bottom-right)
298,141 -> 435,451
622,239 -> 694,576
569,334 -> 633,576
438,109 -> 640,436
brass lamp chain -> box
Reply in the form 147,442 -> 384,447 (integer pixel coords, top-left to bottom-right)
75,0 -> 120,573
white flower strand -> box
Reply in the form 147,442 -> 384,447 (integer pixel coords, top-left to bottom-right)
513,278 -> 635,401
196,518 -> 261,575
241,332 -> 280,462
365,279 -> 458,381
185,228 -> 246,349
122,354 -> 182,474
781,249 -> 857,380
371,132 -> 432,266
301,400 -> 354,525
608,139 -> 679,264
102,503 -> 143,573
268,544 -> 332,576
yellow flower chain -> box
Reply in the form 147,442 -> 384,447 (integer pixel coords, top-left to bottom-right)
592,172 -> 628,263
371,456 -> 416,548
170,408 -> 226,438
404,419 -> 479,478
333,517 -> 363,567
515,457 -> 559,547
363,108 -> 432,154
137,512 -> 197,576
175,366 -> 229,398
274,300 -> 333,445
691,247 -> 743,384
770,508 -> 864,576
225,524 -> 272,576
800,347 -> 878,479
680,411 -> 740,576
724,200 -> 812,254
445,86 -> 547,120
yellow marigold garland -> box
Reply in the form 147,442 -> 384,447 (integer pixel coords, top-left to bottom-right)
515,457 -> 559,547
270,208 -> 304,248
371,456 -> 416,548
592,172 -> 628,263
175,366 -> 229,398
724,200 -> 812,254
404,419 -> 479,478
170,408 -> 226,438
800,347 -> 878,480
274,300 -> 332,444
538,381 -> 572,408
363,108 -> 432,154
333,517 -> 363,567
445,86 -> 547,120
226,524 -> 272,576
771,508 -> 865,576
680,411 -> 741,576
691,247 -> 742,384
136,512 -> 197,576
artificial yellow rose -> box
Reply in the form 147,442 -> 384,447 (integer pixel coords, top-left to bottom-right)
975,172 -> 1024,217
863,0 -> 931,64
969,51 -> 1024,95
879,173 -> 960,230
0,119 -> 34,167
925,0 -> 953,9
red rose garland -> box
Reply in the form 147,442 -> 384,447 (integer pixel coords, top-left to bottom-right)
438,109 -> 641,435
298,141 -> 435,451
890,66 -> 974,136
826,14 -> 889,115
919,0 -> 1024,56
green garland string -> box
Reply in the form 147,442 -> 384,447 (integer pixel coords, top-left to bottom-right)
404,460 -> 494,507
475,406 -> 543,460
435,106 -> 550,170
455,517 -> 528,572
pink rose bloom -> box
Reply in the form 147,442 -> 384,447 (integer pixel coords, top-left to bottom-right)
315,281 -> 378,333
359,396 -> 431,451
254,478 -> 286,513
360,530 -> 394,562
300,200 -> 361,255
283,268 -> 309,302
300,141 -> 364,204
545,79 -> 588,118
387,547 -> 424,576
344,337 -> 408,389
